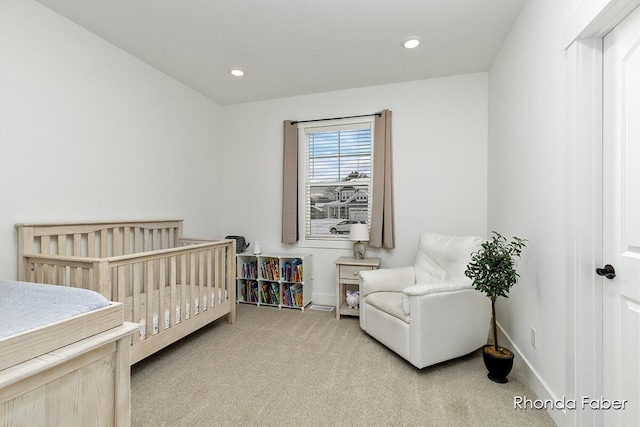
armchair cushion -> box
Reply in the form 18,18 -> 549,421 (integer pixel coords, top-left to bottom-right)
366,292 -> 409,323
414,234 -> 483,283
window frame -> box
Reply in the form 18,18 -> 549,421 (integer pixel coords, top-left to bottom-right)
296,116 -> 376,249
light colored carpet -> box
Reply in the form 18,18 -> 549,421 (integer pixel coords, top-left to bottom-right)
131,303 -> 556,426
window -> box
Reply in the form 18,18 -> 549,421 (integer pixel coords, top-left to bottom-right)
297,117 -> 375,248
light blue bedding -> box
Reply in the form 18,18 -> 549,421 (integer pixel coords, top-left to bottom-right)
0,280 -> 110,339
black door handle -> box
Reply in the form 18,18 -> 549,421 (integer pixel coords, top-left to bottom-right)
596,264 -> 616,279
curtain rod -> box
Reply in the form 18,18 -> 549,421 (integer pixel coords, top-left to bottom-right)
290,112 -> 382,125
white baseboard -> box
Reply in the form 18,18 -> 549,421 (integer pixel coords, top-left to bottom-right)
497,323 -> 570,427
311,292 -> 335,307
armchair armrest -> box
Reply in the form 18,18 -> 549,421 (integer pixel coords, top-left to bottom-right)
401,281 -> 476,317
359,267 -> 415,296
402,281 -> 472,297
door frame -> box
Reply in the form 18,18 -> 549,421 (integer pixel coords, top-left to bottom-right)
566,1 -> 640,426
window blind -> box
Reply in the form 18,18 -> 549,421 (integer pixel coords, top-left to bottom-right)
303,124 -> 372,239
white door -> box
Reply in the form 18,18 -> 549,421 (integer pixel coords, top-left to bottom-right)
602,5 -> 640,426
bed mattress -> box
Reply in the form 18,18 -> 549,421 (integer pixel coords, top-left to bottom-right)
0,279 -> 110,339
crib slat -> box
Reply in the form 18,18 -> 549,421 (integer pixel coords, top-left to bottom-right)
161,228 -> 168,250
133,263 -> 141,341
180,254 -> 187,321
71,266 -> 79,288
71,265 -> 78,288
170,256 -> 177,327
175,223 -> 182,248
216,247 -> 223,304
70,234 -> 80,286
113,227 -> 120,256
56,235 -> 66,285
151,229 -> 157,251
93,260 -> 110,299
190,253 -> 196,316
198,251 -> 204,310
134,227 -> 141,254
73,234 -> 81,257
40,236 -> 50,254
144,228 -> 150,252
224,247 -> 229,301
34,263 -> 42,283
27,262 -> 35,282
87,232 -> 95,257
168,227 -> 175,248
79,267 -> 87,290
44,263 -> 53,285
123,227 -> 131,255
122,228 -> 132,301
158,259 -> 166,331
101,229 -> 108,257
56,235 -> 64,256
117,265 -> 126,309
145,261 -> 153,339
45,262 -> 52,285
207,250 -> 213,307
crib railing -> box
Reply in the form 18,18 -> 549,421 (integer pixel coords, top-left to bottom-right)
17,220 -> 184,261
108,243 -> 233,334
22,239 -> 236,363
16,220 -> 236,363
22,240 -> 234,298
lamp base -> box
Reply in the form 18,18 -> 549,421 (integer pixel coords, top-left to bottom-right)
353,241 -> 366,259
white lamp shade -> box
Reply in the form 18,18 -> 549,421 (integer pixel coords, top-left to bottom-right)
350,224 -> 369,241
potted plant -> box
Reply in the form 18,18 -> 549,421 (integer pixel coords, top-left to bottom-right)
465,231 -> 527,383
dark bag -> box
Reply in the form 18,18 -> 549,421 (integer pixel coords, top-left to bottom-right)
225,235 -> 249,253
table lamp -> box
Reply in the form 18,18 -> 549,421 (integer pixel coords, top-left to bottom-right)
350,223 -> 369,259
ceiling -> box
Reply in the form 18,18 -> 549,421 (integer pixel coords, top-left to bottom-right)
35,0 -> 526,105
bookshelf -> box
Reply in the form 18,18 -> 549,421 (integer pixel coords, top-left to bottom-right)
236,253 -> 313,311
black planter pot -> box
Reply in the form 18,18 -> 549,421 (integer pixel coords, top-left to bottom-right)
482,345 -> 514,383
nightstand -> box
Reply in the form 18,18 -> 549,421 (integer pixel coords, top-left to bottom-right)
334,256 -> 381,320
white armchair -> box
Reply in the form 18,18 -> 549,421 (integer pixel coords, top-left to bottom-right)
359,233 -> 490,369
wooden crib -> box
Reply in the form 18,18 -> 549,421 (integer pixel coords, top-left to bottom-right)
1,280 -> 137,427
16,220 -> 236,364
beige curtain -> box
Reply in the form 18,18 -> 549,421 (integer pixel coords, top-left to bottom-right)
282,120 -> 298,243
369,109 -> 395,248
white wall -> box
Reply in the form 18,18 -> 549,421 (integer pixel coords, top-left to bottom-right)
220,74 -> 488,305
488,1 -> 581,425
1,0 -> 487,308
0,0 -> 224,278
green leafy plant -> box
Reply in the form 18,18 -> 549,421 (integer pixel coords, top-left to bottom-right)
465,231 -> 527,356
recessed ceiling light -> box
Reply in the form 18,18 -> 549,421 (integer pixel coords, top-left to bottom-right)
402,37 -> 421,49
230,68 -> 245,77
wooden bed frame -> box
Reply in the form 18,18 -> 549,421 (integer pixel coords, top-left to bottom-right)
1,302 -> 137,426
16,220 -> 236,364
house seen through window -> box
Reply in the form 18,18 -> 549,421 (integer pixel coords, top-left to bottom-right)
298,117 -> 374,244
